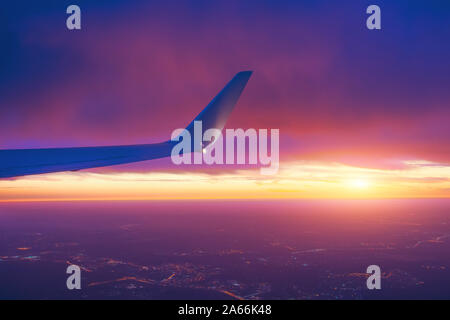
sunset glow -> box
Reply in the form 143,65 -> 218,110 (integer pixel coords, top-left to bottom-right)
1,159 -> 449,202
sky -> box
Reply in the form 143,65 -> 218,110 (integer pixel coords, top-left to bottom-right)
1,0 -> 450,201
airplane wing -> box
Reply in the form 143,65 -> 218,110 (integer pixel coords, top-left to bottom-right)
0,71 -> 252,178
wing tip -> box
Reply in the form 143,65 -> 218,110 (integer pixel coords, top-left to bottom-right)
236,70 -> 253,79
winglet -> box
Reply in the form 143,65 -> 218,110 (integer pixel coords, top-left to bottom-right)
184,71 -> 252,138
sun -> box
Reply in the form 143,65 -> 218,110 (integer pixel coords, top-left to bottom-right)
347,178 -> 370,189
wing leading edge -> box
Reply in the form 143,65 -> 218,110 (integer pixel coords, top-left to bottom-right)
0,71 -> 252,178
